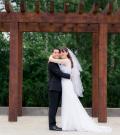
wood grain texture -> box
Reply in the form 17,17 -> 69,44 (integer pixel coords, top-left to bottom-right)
17,30 -> 23,116
35,0 -> 40,13
9,22 -> 19,122
98,24 -> 108,122
92,32 -> 99,117
0,13 -> 120,24
5,1 -> 13,13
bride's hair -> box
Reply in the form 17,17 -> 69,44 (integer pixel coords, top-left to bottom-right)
61,48 -> 73,68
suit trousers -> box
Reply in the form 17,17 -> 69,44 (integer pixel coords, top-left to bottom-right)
48,90 -> 62,128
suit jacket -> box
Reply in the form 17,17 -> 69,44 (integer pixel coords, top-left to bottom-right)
48,62 -> 70,92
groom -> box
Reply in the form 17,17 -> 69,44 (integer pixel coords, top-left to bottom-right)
48,48 -> 70,131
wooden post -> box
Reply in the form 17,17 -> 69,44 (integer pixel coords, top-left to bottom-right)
18,30 -> 23,116
92,32 -> 99,117
9,22 -> 19,121
98,24 -> 108,122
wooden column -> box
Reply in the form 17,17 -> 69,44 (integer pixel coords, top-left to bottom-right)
98,24 -> 108,122
92,32 -> 99,117
9,22 -> 19,121
18,29 -> 23,116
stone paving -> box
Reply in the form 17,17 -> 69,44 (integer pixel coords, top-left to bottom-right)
0,116 -> 119,135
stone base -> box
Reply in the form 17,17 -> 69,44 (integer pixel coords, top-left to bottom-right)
0,107 -> 120,116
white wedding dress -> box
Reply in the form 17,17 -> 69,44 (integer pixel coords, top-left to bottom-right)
59,64 -> 112,133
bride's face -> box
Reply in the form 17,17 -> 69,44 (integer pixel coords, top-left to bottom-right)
60,51 -> 68,59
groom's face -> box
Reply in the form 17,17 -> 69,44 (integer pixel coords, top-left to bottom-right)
52,49 -> 60,59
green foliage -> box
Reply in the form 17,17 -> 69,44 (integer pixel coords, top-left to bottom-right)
107,34 -> 120,107
0,33 -> 9,106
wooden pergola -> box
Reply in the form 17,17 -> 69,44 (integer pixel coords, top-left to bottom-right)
0,0 -> 119,122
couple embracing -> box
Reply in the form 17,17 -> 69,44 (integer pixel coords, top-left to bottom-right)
48,47 -> 112,133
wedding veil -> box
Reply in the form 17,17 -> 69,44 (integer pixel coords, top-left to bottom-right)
68,48 -> 84,97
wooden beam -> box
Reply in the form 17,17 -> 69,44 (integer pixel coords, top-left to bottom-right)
35,0 -> 40,13
5,1 -> 13,13
19,23 -> 98,32
2,22 -> 120,33
17,30 -> 23,116
92,32 -> 99,117
108,24 -> 120,32
77,1 -> 84,14
64,3 -> 69,13
98,24 -> 108,122
50,0 -> 54,13
9,22 -> 19,122
90,3 -> 99,14
1,13 -> 120,24
0,23 -> 10,31
20,0 -> 26,13
104,2 -> 113,15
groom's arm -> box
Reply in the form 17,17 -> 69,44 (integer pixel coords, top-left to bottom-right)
48,62 -> 70,79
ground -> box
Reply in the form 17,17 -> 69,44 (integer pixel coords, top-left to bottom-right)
0,116 -> 119,135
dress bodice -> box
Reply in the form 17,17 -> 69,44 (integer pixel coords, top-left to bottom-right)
59,64 -> 71,74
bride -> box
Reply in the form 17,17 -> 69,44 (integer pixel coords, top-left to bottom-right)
49,47 -> 112,133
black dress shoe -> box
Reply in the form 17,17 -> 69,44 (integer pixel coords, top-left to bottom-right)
49,125 -> 62,131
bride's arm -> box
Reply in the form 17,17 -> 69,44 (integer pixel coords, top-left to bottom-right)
49,55 -> 67,65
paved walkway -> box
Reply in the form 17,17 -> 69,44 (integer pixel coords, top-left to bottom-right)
0,116 -> 119,135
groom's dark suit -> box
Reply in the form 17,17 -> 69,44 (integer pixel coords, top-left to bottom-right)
48,62 -> 70,128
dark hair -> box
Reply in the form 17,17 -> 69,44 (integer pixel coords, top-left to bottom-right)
52,48 -> 61,53
61,48 -> 73,68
